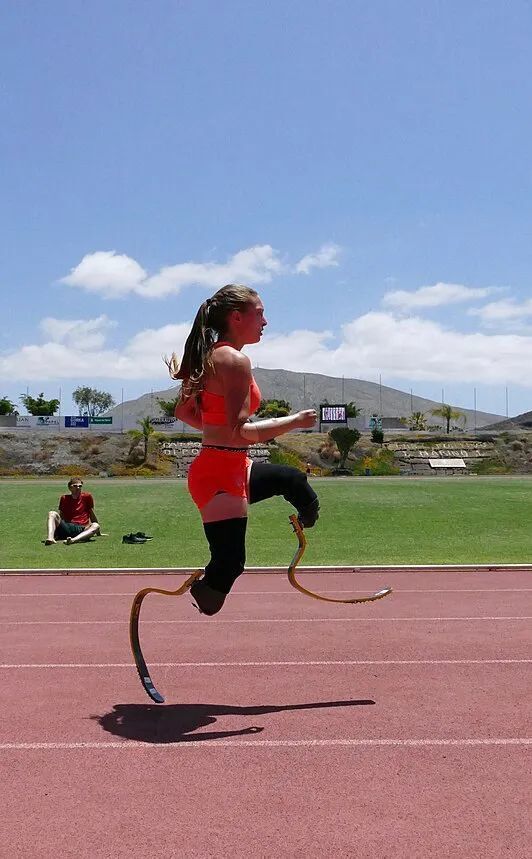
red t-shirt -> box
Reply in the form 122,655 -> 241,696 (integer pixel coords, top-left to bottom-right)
59,492 -> 94,525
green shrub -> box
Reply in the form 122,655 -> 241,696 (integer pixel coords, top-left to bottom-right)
352,448 -> 400,476
54,464 -> 93,476
269,447 -> 305,471
470,458 -> 511,475
329,427 -> 361,469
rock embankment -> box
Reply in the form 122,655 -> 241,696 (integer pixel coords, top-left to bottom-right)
0,432 -> 272,477
159,441 -> 271,477
386,440 -> 497,475
0,431 -> 132,476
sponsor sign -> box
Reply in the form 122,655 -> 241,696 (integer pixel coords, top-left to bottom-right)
65,416 -> 89,428
320,404 -> 347,424
151,417 -> 177,425
36,416 -> 60,426
17,415 -> 60,428
90,417 -> 113,425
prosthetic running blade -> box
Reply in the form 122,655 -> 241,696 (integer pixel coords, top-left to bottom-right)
288,514 -> 392,604
129,570 -> 203,703
130,517 -> 391,704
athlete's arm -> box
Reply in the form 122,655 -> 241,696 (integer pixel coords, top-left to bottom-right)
174,395 -> 203,430
224,352 -> 317,442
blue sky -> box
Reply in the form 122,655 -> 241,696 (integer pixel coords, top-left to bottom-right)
2,0 -> 532,418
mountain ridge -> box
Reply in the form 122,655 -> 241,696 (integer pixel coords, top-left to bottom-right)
106,367 -> 503,429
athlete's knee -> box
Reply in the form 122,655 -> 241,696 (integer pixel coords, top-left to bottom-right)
284,469 -> 320,526
298,495 -> 320,528
280,468 -> 320,524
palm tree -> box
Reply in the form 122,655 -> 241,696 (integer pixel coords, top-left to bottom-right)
127,417 -> 155,462
408,411 -> 428,431
430,404 -> 465,434
346,401 -> 363,418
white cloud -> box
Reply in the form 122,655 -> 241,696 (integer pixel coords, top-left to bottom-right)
295,243 -> 341,275
247,329 -> 335,371
0,320 -> 191,381
60,246 -> 284,300
139,245 -> 283,299
39,315 -> 116,350
333,312 -> 523,383
60,243 -> 341,299
383,282 -> 498,311
4,311 -> 532,390
470,298 -> 532,326
60,252 -> 147,298
249,312 -> 532,386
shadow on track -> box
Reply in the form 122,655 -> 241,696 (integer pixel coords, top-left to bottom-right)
93,699 -> 375,744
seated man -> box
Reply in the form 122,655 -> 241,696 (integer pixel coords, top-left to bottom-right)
45,477 -> 102,545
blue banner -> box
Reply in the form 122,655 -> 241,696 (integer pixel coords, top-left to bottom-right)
65,416 -> 89,428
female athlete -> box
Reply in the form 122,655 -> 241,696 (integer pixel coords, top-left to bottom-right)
166,283 -> 320,616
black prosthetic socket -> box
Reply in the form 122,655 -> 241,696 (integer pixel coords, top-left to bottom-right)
190,579 -> 227,616
249,462 -> 320,527
202,517 -> 247,596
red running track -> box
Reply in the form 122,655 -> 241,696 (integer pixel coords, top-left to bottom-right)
0,569 -> 531,858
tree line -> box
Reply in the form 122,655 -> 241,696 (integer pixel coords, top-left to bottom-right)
1,388 -> 467,435
0,387 -> 115,417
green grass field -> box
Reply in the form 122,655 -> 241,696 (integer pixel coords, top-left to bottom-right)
2,477 -> 532,570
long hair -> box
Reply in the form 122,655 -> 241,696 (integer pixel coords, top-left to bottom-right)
165,284 -> 258,400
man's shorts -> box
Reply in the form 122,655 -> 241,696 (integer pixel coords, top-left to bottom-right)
54,521 -> 87,540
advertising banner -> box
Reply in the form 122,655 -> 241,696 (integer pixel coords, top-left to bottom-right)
90,417 -> 112,425
16,415 -> 60,428
320,404 -> 347,424
65,416 -> 89,428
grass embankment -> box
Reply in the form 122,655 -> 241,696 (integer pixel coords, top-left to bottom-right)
2,478 -> 531,569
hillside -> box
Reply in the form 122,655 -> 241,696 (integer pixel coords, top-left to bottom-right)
481,410 -> 532,431
105,367 -> 503,429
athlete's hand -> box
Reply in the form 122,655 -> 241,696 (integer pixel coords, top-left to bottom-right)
294,409 -> 318,429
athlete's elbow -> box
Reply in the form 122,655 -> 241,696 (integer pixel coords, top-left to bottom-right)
232,419 -> 253,441
175,402 -> 196,421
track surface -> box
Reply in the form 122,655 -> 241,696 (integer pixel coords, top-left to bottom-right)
1,569 -> 530,857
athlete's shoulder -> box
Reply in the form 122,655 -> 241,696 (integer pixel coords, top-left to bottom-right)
213,345 -> 251,373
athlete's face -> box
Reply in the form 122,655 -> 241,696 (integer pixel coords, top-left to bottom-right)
236,296 -> 267,344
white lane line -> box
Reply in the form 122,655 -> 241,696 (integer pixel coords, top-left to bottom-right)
0,738 -> 530,750
2,588 -> 531,597
3,564 -> 532,574
2,616 -> 531,625
1,659 -> 530,669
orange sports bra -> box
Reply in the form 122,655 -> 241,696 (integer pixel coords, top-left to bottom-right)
200,376 -> 261,426
177,341 -> 262,426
